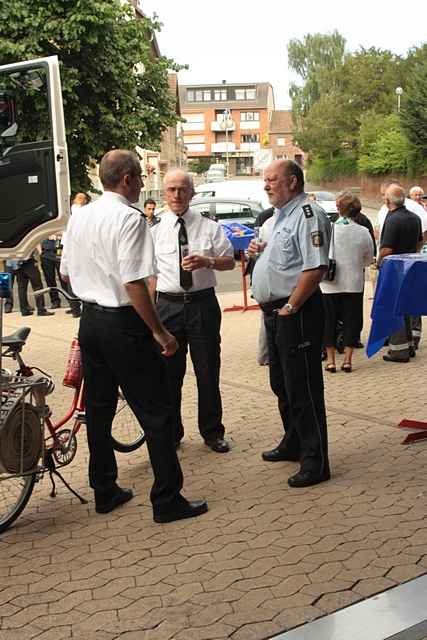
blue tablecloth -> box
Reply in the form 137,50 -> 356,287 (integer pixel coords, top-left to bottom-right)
367,254 -> 427,357
220,222 -> 254,252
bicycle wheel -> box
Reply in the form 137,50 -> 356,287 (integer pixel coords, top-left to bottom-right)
111,391 -> 146,453
0,473 -> 36,533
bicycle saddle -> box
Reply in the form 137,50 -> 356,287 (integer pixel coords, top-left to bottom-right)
1,327 -> 31,347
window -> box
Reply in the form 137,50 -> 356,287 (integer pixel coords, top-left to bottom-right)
195,90 -> 203,101
277,137 -> 285,146
241,134 -> 260,143
203,90 -> 211,101
240,112 -> 259,121
183,135 -> 205,144
187,90 -> 194,102
182,113 -> 204,132
235,88 -> 256,100
214,89 -> 227,101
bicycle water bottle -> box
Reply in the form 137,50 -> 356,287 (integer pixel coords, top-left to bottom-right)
63,338 -> 83,388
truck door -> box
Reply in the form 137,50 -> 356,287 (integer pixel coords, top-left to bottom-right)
0,56 -> 70,258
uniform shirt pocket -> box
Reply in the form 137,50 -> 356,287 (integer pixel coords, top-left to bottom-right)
157,242 -> 177,255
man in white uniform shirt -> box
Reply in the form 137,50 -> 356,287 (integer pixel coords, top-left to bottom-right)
61,150 -> 207,523
151,169 -> 234,452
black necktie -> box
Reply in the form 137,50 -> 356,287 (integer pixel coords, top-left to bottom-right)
177,218 -> 193,291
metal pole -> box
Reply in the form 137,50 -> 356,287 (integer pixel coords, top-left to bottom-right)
397,94 -> 401,113
225,124 -> 229,177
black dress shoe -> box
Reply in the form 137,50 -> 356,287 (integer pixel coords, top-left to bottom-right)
153,499 -> 208,523
4,307 -> 12,314
50,301 -> 61,309
21,310 -> 34,316
38,309 -> 55,317
71,311 -> 81,318
205,438 -> 230,453
383,354 -> 409,363
95,486 -> 133,514
262,447 -> 300,462
354,340 -> 364,349
288,468 -> 331,488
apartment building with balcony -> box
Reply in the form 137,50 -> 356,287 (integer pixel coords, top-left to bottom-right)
269,110 -> 304,166
179,82 -> 275,176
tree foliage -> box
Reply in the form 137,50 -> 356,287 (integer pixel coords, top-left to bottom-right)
288,30 -> 346,118
400,44 -> 427,172
358,114 -> 412,174
288,32 -> 424,178
0,0 -> 184,193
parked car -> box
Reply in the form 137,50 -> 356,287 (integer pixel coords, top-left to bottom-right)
307,191 -> 339,222
190,196 -> 263,257
190,196 -> 263,229
206,164 -> 226,182
195,179 -> 270,209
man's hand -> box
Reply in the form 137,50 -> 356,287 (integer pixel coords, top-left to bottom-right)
277,307 -> 292,317
181,254 -> 209,271
247,239 -> 266,258
153,329 -> 178,357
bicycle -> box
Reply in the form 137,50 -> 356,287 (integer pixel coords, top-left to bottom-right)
0,287 -> 146,533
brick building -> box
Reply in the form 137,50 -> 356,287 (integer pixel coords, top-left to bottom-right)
269,110 -> 304,166
179,82 -> 275,176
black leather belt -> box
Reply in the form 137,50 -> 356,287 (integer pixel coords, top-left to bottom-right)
157,288 -> 215,304
259,297 -> 290,315
83,302 -> 133,313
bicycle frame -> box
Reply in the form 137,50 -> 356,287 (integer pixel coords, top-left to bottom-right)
6,344 -> 86,461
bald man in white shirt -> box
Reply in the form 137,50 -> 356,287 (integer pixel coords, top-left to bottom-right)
151,169 -> 235,453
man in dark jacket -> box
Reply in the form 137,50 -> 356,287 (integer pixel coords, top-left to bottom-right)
380,185 -> 423,362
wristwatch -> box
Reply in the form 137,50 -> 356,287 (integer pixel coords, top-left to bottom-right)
283,302 -> 295,314
207,257 -> 215,269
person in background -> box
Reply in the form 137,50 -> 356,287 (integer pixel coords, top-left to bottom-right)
320,194 -> 374,373
7,253 -> 54,317
379,185 -> 423,363
375,180 -> 427,243
337,191 -> 376,349
71,192 -> 90,214
151,169 -> 235,453
409,186 -> 427,212
143,198 -> 160,227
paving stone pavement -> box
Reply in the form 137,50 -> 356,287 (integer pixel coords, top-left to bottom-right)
1,289 -> 427,640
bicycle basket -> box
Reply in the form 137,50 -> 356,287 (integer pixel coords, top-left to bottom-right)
0,401 -> 42,474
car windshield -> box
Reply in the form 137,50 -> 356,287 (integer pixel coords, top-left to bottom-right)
314,191 -> 335,201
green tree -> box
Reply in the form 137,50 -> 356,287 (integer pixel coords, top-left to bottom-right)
0,0 -> 183,192
400,45 -> 427,173
288,30 -> 346,118
358,113 -> 412,174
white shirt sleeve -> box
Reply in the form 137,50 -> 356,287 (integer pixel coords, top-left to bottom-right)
118,213 -> 157,283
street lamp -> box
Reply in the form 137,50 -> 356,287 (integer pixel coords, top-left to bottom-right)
220,108 -> 233,177
395,87 -> 403,113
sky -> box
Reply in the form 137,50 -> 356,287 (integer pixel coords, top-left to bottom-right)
141,0 -> 426,109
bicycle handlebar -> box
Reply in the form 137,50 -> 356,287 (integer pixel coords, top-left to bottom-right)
33,287 -> 80,303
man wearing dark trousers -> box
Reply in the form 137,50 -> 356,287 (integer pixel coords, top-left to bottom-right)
60,149 -> 207,523
151,169 -> 235,453
249,159 -> 331,488
10,255 -> 54,317
379,184 -> 423,363
41,237 -> 81,316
